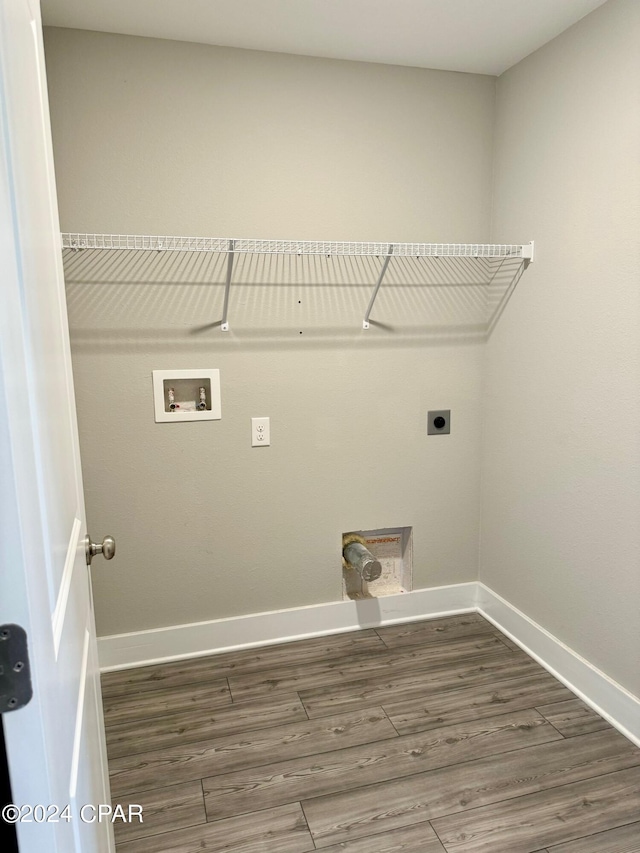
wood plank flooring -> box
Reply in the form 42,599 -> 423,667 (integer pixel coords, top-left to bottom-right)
101,613 -> 640,852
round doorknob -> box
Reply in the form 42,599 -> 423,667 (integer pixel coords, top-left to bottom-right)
85,534 -> 116,565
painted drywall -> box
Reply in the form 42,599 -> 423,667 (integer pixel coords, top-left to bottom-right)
43,28 -> 496,636
482,0 -> 640,696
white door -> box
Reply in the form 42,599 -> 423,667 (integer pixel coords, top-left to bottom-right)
0,1 -> 115,852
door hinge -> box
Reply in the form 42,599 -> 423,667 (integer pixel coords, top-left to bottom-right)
0,625 -> 33,713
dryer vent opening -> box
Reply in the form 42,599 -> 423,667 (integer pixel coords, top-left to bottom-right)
342,527 -> 413,600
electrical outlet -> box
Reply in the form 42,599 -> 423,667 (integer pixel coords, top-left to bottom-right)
251,417 -> 270,446
428,410 -> 451,435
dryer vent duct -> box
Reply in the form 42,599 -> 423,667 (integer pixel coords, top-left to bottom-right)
342,533 -> 382,582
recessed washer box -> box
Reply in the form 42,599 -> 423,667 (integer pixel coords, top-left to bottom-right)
152,369 -> 221,423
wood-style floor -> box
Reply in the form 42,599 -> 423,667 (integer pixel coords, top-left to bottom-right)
101,613 -> 640,852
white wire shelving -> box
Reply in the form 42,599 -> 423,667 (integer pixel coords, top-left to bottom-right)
60,233 -> 534,331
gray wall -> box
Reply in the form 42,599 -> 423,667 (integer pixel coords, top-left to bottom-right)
44,28 -> 496,636
482,0 -> 640,695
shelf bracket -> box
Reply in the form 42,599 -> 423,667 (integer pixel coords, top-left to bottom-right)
522,241 -> 535,266
221,238 -> 234,331
363,244 -> 394,329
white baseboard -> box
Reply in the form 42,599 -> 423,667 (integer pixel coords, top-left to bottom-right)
477,583 -> 640,747
97,582 -> 477,671
97,579 -> 640,747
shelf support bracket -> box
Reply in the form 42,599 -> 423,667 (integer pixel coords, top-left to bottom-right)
363,244 -> 394,329
221,239 -> 234,331
522,241 -> 535,266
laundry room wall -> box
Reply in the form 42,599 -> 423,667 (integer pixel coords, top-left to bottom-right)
43,27 -> 496,636
482,0 -> 640,695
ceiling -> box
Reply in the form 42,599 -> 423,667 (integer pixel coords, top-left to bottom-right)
41,0 -> 608,76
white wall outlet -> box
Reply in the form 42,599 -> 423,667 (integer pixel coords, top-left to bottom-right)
251,417 -> 270,447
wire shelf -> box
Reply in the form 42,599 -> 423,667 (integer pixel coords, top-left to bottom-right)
60,232 -> 533,331
61,233 -> 530,259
